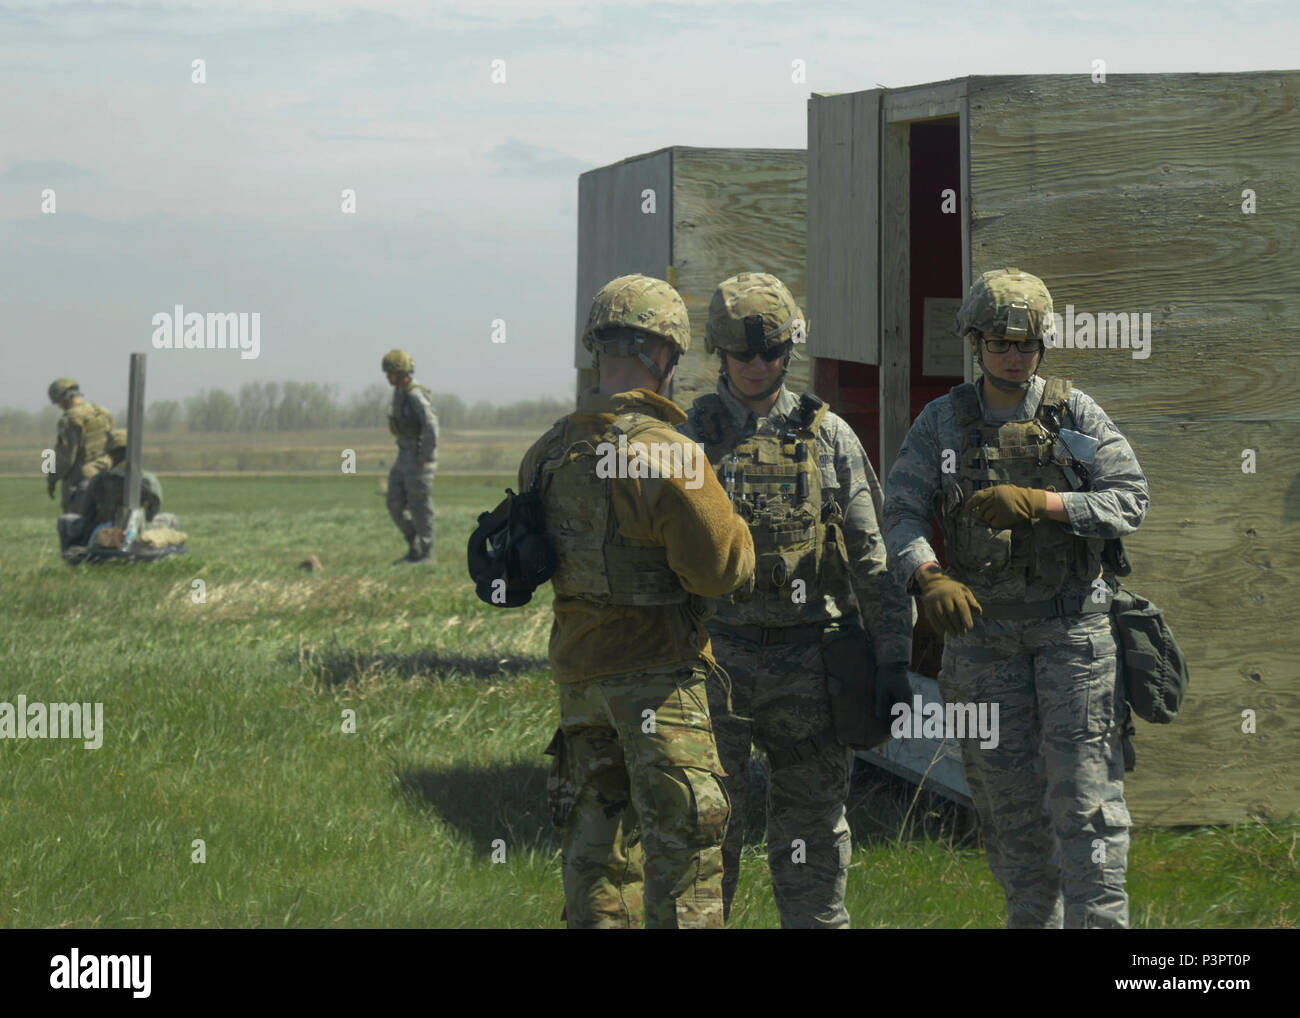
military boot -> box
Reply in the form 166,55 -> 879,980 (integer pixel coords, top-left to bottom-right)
392,536 -> 418,565
403,536 -> 435,566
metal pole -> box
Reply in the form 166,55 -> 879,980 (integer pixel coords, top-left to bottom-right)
119,353 -> 146,532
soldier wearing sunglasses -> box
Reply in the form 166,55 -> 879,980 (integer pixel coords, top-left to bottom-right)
679,272 -> 914,928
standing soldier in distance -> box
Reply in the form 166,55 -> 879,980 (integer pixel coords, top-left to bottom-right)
47,378 -> 113,513
382,349 -> 438,565
882,267 -> 1149,928
523,273 -> 754,928
678,272 -> 914,929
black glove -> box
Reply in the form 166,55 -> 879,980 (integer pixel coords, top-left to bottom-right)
874,660 -> 912,724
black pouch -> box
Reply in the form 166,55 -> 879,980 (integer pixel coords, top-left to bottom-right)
466,488 -> 556,607
821,626 -> 891,750
1110,587 -> 1190,724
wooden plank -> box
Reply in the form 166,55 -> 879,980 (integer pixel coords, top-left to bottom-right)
959,91 -> 973,382
879,121 -> 910,481
807,89 -> 881,367
1103,417 -> 1300,825
884,76 -> 967,123
862,673 -> 974,807
574,149 -> 674,397
669,147 -> 808,411
966,73 -> 1300,420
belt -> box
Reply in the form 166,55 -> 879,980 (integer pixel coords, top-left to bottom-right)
709,620 -> 828,646
978,592 -> 1112,620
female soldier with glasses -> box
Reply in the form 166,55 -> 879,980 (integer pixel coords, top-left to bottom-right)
882,268 -> 1150,928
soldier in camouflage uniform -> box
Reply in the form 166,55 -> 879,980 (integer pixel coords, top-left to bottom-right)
522,274 -> 755,929
678,272 -> 914,929
382,350 -> 438,565
46,378 -> 113,513
57,429 -> 175,552
882,268 -> 1149,929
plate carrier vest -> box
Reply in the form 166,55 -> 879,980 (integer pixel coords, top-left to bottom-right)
941,377 -> 1105,591
536,412 -> 690,608
692,392 -> 851,612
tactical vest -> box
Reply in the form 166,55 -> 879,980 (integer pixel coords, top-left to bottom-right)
692,392 -> 851,610
536,413 -> 690,608
941,377 -> 1105,590
389,382 -> 434,439
68,403 -> 113,469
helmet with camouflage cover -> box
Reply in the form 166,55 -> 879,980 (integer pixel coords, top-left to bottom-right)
582,274 -> 691,354
955,267 -> 1056,347
582,274 -> 690,384
705,272 -> 806,356
48,378 -> 80,404
956,267 -> 1055,393
381,349 -> 414,374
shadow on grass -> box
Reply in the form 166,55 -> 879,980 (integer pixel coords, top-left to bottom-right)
398,760 -> 559,855
297,642 -> 548,687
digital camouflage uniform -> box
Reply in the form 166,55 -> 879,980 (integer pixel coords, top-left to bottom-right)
49,386 -> 113,513
882,270 -> 1149,929
681,380 -> 913,929
525,274 -> 755,929
387,375 -> 438,562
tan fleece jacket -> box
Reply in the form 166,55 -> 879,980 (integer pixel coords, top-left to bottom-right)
518,388 -> 755,683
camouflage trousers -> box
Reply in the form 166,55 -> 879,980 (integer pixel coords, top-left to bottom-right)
386,455 -> 435,557
547,664 -> 730,929
708,630 -> 854,929
940,610 -> 1130,929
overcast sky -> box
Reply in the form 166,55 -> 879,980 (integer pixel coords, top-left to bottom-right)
2,0 -> 1295,414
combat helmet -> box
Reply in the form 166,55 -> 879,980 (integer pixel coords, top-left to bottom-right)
381,349 -> 415,374
48,378 -> 80,404
955,267 -> 1056,393
706,272 -> 805,400
581,274 -> 691,384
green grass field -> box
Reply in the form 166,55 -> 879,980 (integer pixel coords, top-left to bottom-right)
0,473 -> 1295,928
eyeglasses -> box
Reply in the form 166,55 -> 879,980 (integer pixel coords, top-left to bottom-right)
726,344 -> 790,364
979,335 -> 1043,355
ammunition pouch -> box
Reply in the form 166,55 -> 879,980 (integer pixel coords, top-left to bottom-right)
466,488 -> 556,607
820,625 -> 891,750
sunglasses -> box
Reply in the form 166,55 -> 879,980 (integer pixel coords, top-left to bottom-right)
726,344 -> 790,364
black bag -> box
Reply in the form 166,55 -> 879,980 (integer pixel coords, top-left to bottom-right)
1110,587 -> 1190,724
821,627 -> 892,750
466,488 -> 556,607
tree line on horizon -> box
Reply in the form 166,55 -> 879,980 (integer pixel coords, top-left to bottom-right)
0,383 -> 572,437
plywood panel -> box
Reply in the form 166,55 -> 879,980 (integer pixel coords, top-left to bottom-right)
807,90 -> 882,366
574,149 -> 674,393
670,147 -> 808,411
879,121 -> 910,481
1101,417 -> 1300,824
967,73 -> 1300,421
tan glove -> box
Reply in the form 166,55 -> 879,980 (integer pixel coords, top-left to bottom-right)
964,484 -> 1047,529
915,566 -> 982,637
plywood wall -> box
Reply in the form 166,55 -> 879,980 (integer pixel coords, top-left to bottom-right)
806,90 -> 882,367
670,147 -> 809,411
967,72 -> 1300,824
574,149 -> 673,396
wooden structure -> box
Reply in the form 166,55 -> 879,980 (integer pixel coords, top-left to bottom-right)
574,146 -> 808,410
808,73 -> 1300,825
